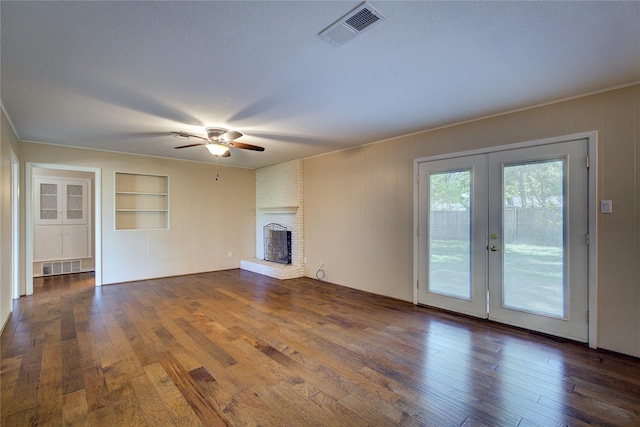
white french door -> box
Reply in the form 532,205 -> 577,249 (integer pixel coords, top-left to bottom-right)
418,139 -> 589,342
417,155 -> 488,318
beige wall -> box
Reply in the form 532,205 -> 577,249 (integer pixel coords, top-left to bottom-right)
304,84 -> 640,357
19,142 -> 256,285
1,108 -> 20,331
4,85 -> 639,357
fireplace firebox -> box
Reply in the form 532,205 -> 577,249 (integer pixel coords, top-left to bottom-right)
263,223 -> 291,265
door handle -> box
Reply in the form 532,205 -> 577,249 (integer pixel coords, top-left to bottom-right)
489,244 -> 500,252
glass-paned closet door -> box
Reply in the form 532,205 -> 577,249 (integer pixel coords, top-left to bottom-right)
35,179 -> 62,225
40,182 -> 59,221
34,178 -> 88,225
63,181 -> 88,225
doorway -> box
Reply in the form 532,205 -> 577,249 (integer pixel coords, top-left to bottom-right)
25,163 -> 102,294
414,134 -> 595,343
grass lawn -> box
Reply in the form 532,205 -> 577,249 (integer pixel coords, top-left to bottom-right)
429,240 -> 563,317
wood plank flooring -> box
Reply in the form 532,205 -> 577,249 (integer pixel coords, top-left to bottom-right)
2,270 -> 640,426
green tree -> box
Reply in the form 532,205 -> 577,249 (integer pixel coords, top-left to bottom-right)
430,170 -> 470,210
504,160 -> 563,208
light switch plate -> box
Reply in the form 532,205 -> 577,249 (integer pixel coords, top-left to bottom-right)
600,200 -> 612,214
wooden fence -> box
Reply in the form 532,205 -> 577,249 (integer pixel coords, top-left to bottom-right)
430,207 -> 562,246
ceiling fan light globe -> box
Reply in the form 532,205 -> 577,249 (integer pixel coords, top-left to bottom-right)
205,143 -> 230,156
206,127 -> 228,141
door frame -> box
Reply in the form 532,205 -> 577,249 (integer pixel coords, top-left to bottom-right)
25,162 -> 102,295
413,131 -> 598,348
11,151 -> 20,299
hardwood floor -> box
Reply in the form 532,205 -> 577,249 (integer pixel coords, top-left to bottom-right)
2,270 -> 640,426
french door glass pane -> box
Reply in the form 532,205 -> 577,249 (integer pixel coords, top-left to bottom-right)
429,170 -> 471,299
502,160 -> 565,317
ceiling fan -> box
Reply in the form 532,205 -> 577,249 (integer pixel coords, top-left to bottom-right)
171,127 -> 265,157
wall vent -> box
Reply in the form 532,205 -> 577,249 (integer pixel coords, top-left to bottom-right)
42,260 -> 82,276
319,2 -> 386,46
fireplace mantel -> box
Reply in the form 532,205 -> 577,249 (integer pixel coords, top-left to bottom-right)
258,206 -> 298,214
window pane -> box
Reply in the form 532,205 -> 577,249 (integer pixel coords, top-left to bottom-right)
502,160 -> 565,317
429,170 -> 471,299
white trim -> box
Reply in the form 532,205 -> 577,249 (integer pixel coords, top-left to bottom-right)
11,152 -> 20,298
306,83 -> 639,162
413,131 -> 598,347
413,131 -> 596,164
20,139 -> 254,170
25,167 -> 31,295
0,101 -> 21,141
587,132 -> 598,349
412,160 -> 420,305
26,162 -> 102,295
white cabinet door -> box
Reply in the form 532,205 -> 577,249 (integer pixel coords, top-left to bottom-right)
33,176 -> 92,262
34,179 -> 62,226
62,225 -> 91,259
63,181 -> 88,225
34,178 -> 89,225
34,226 -> 63,261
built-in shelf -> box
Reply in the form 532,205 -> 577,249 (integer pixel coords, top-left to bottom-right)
258,206 -> 299,214
115,172 -> 169,230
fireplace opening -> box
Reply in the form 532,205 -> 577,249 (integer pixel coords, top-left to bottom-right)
264,223 -> 292,265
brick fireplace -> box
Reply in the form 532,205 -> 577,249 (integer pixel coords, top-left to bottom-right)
240,159 -> 304,279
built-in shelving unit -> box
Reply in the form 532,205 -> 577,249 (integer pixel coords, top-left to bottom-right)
115,172 -> 169,230
34,177 -> 91,262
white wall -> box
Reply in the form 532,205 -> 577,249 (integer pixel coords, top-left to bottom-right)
304,84 -> 640,358
1,108 -> 20,331
19,142 -> 256,285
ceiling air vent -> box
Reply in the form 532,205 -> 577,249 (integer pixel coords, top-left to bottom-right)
319,2 -> 386,46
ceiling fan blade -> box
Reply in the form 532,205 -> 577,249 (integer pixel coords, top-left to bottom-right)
221,150 -> 231,157
229,141 -> 265,151
171,131 -> 208,141
174,143 -> 207,149
220,130 -> 243,142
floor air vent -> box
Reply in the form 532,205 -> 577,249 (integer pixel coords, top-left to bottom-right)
319,2 -> 386,46
42,260 -> 82,276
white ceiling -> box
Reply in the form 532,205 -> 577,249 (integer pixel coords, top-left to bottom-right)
2,1 -> 639,169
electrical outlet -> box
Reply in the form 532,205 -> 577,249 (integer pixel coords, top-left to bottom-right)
228,251 -> 233,258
